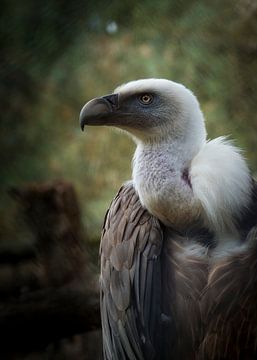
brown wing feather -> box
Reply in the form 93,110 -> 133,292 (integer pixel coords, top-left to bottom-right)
100,183 -> 165,360
161,231 -> 209,359
198,180 -> 257,360
199,227 -> 257,360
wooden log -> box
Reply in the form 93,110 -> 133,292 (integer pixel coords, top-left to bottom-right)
1,180 -> 101,355
8,180 -> 89,288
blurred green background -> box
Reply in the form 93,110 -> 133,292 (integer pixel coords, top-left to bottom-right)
1,0 -> 257,246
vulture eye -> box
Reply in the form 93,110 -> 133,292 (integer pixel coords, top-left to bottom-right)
138,94 -> 153,105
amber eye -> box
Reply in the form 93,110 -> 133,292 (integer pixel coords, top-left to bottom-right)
139,94 -> 153,105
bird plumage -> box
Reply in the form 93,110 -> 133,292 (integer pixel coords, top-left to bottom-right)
100,183 -> 257,360
80,78 -> 257,359
100,184 -> 164,360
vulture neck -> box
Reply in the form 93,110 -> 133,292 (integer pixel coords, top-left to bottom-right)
132,137 -> 203,229
134,138 -> 199,172
133,135 -> 252,242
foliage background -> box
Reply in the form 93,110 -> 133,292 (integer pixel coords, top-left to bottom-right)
1,0 -> 257,247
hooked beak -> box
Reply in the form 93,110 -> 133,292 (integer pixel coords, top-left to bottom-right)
79,94 -> 119,131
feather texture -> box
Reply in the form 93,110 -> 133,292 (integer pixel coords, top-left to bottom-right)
191,137 -> 251,234
100,182 -> 257,359
199,227 -> 257,360
100,183 -> 165,360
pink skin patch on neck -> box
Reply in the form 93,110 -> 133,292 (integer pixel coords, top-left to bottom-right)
182,168 -> 192,188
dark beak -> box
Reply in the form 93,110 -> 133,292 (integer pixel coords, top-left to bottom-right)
79,93 -> 119,131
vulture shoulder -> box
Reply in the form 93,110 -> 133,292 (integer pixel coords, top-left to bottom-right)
100,182 -> 166,360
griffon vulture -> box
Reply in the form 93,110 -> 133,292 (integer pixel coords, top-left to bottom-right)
80,79 -> 257,359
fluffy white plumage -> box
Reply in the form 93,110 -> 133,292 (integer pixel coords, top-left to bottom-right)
191,137 -> 251,234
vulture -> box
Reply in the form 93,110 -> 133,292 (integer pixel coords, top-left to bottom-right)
79,79 -> 257,360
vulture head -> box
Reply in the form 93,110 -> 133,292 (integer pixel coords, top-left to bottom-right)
80,79 -> 206,154
80,78 -> 251,236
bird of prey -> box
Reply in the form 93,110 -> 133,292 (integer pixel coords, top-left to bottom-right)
80,79 -> 257,359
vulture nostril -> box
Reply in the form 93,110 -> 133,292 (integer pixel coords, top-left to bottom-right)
102,93 -> 119,109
